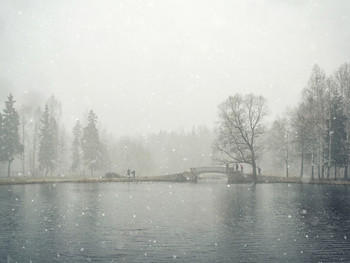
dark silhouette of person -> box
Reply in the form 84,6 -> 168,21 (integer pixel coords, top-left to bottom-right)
127,169 -> 130,177
240,164 -> 243,172
258,167 -> 261,175
236,163 -> 239,171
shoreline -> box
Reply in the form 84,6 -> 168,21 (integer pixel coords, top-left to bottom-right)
256,176 -> 350,185
0,173 -> 189,185
0,174 -> 350,186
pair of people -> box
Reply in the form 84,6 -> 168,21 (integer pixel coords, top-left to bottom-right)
235,163 -> 244,172
127,169 -> 136,178
235,163 -> 261,174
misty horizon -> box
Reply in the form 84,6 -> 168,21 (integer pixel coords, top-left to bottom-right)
1,0 -> 350,136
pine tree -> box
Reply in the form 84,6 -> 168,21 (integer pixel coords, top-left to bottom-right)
2,94 -> 23,177
38,104 -> 57,176
71,120 -> 82,173
82,110 -> 101,176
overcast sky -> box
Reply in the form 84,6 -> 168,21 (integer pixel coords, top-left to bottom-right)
1,0 -> 350,136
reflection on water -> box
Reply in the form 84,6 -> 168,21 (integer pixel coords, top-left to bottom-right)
0,182 -> 349,262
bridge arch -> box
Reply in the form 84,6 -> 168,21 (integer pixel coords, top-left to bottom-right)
190,166 -> 234,176
188,166 -> 251,183
189,166 -> 238,182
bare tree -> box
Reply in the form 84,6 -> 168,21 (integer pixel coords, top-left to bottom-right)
214,93 -> 268,180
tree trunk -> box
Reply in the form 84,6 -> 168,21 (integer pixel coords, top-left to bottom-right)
286,166 -> 289,178
345,165 -> 348,180
334,164 -> 337,180
312,165 -> 314,180
21,116 -> 26,177
7,161 -> 12,178
251,149 -> 257,181
327,166 -> 330,179
21,152 -> 25,176
321,165 -> 325,179
252,161 -> 257,181
300,145 -> 304,177
32,123 -> 38,177
346,125 -> 349,180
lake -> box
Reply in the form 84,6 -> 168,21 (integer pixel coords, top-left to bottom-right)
0,180 -> 350,262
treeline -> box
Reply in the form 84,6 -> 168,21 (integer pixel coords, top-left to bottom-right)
267,63 -> 350,179
2,63 -> 349,179
0,95 -> 73,177
0,94 -> 213,177
209,62 -> 350,180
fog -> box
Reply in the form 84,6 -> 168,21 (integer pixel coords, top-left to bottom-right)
2,3 -> 350,261
1,0 -> 350,135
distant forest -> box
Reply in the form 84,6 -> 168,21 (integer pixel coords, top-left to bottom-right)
1,62 -> 350,180
0,94 -> 213,177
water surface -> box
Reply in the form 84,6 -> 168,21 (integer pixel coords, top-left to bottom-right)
0,181 -> 349,262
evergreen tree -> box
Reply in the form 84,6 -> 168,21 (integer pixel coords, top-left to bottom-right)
2,94 -> 23,177
38,104 -> 57,176
82,110 -> 101,176
71,120 -> 82,173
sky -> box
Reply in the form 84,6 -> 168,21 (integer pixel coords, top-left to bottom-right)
1,0 -> 350,136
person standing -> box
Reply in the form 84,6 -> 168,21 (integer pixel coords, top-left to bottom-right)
236,163 -> 239,171
127,169 -> 130,178
240,164 -> 243,173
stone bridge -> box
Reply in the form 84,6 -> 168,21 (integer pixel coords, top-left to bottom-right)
188,166 -> 237,183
